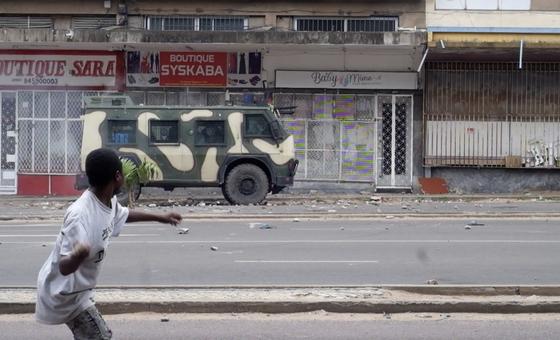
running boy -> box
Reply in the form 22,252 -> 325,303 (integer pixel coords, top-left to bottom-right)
35,148 -> 182,339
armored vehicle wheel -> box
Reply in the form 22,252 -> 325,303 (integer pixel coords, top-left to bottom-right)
223,164 -> 269,205
117,184 -> 141,207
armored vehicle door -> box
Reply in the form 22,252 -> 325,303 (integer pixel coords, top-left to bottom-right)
192,111 -> 229,184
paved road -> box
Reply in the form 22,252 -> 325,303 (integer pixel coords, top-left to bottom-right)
2,313 -> 560,340
1,218 -> 560,286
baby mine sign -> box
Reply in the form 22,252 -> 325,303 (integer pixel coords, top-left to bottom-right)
0,50 -> 123,90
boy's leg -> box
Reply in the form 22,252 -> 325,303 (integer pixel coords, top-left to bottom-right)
65,305 -> 112,340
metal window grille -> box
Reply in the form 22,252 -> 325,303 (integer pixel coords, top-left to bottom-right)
71,16 -> 116,29
16,91 -> 100,174
295,17 -> 398,32
146,16 -> 248,31
0,16 -> 53,29
424,62 -> 560,168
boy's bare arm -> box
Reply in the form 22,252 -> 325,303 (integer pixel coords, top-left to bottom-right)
126,210 -> 182,225
59,243 -> 90,276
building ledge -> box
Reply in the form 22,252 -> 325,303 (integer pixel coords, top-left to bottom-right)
0,28 -> 426,48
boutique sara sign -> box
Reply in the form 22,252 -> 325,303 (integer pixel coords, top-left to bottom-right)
0,50 -> 124,90
275,70 -> 418,90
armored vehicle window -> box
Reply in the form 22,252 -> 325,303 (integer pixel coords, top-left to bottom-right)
150,120 -> 179,144
244,114 -> 272,138
108,120 -> 136,145
195,121 -> 225,145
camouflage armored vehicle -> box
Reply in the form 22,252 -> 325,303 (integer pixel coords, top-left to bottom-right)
75,96 -> 298,205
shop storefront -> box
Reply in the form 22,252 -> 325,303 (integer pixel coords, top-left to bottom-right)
0,50 -> 125,195
273,70 -> 418,189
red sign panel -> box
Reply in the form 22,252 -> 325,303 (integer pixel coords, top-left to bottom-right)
159,52 -> 227,87
0,50 -> 125,90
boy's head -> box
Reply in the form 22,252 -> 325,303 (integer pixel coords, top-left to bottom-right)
85,148 -> 124,195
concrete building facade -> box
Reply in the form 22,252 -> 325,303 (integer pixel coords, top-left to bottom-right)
0,0 -> 427,195
424,0 -> 560,193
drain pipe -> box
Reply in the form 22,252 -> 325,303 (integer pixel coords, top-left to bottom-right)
519,40 -> 524,69
417,47 -> 430,73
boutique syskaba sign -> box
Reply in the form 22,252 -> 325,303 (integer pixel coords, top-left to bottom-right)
0,50 -> 124,90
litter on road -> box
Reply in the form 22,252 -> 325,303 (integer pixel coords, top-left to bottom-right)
467,221 -> 485,226
249,223 -> 276,230
210,246 -> 218,251
177,228 -> 190,235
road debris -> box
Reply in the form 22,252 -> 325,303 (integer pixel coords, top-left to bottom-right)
385,215 -> 395,219
177,228 -> 190,235
466,220 -> 485,226
328,210 -> 337,213
160,317 -> 169,322
340,227 -> 345,231
148,203 -> 157,208
293,218 -> 300,222
464,225 -> 472,230
426,279 -> 439,285
249,223 -> 276,230
210,246 -> 218,251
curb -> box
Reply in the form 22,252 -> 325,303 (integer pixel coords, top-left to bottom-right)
3,286 -> 560,315
2,212 -> 560,222
3,300 -> 560,315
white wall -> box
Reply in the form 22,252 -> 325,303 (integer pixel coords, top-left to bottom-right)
427,0 -> 560,29
263,46 -> 422,84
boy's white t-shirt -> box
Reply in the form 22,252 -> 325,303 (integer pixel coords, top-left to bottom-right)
35,190 -> 129,324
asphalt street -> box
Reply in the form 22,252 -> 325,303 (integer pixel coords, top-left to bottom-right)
1,218 -> 560,286
1,313 -> 560,340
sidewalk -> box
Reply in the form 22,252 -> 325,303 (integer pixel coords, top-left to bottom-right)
3,286 -> 560,314
2,189 -> 560,221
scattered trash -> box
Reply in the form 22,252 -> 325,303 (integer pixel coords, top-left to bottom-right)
42,244 -> 47,247
417,313 -> 433,319
385,215 -> 395,219
340,227 -> 345,231
160,318 -> 169,322
426,279 -> 439,285
249,223 -> 276,230
199,202 -> 206,207
466,220 -> 485,227
327,210 -> 337,213
453,205 -> 459,210
210,246 -> 218,251
177,228 -> 190,235
370,196 -> 382,202
464,225 -> 472,230
293,218 -> 301,223
383,312 -> 392,319
148,203 -> 157,208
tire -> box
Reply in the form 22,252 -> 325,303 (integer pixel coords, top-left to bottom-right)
116,184 -> 141,207
223,164 -> 269,205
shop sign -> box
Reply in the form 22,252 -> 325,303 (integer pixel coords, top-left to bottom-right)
126,51 -> 264,88
0,50 -> 123,90
159,52 -> 227,87
275,70 -> 418,90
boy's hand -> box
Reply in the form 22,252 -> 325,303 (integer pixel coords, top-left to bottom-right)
160,212 -> 182,226
71,243 -> 90,261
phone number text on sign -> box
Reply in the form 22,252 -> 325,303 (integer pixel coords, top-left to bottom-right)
159,52 -> 227,87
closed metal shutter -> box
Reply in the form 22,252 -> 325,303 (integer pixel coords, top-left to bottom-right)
0,16 -> 53,28
71,16 -> 116,29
